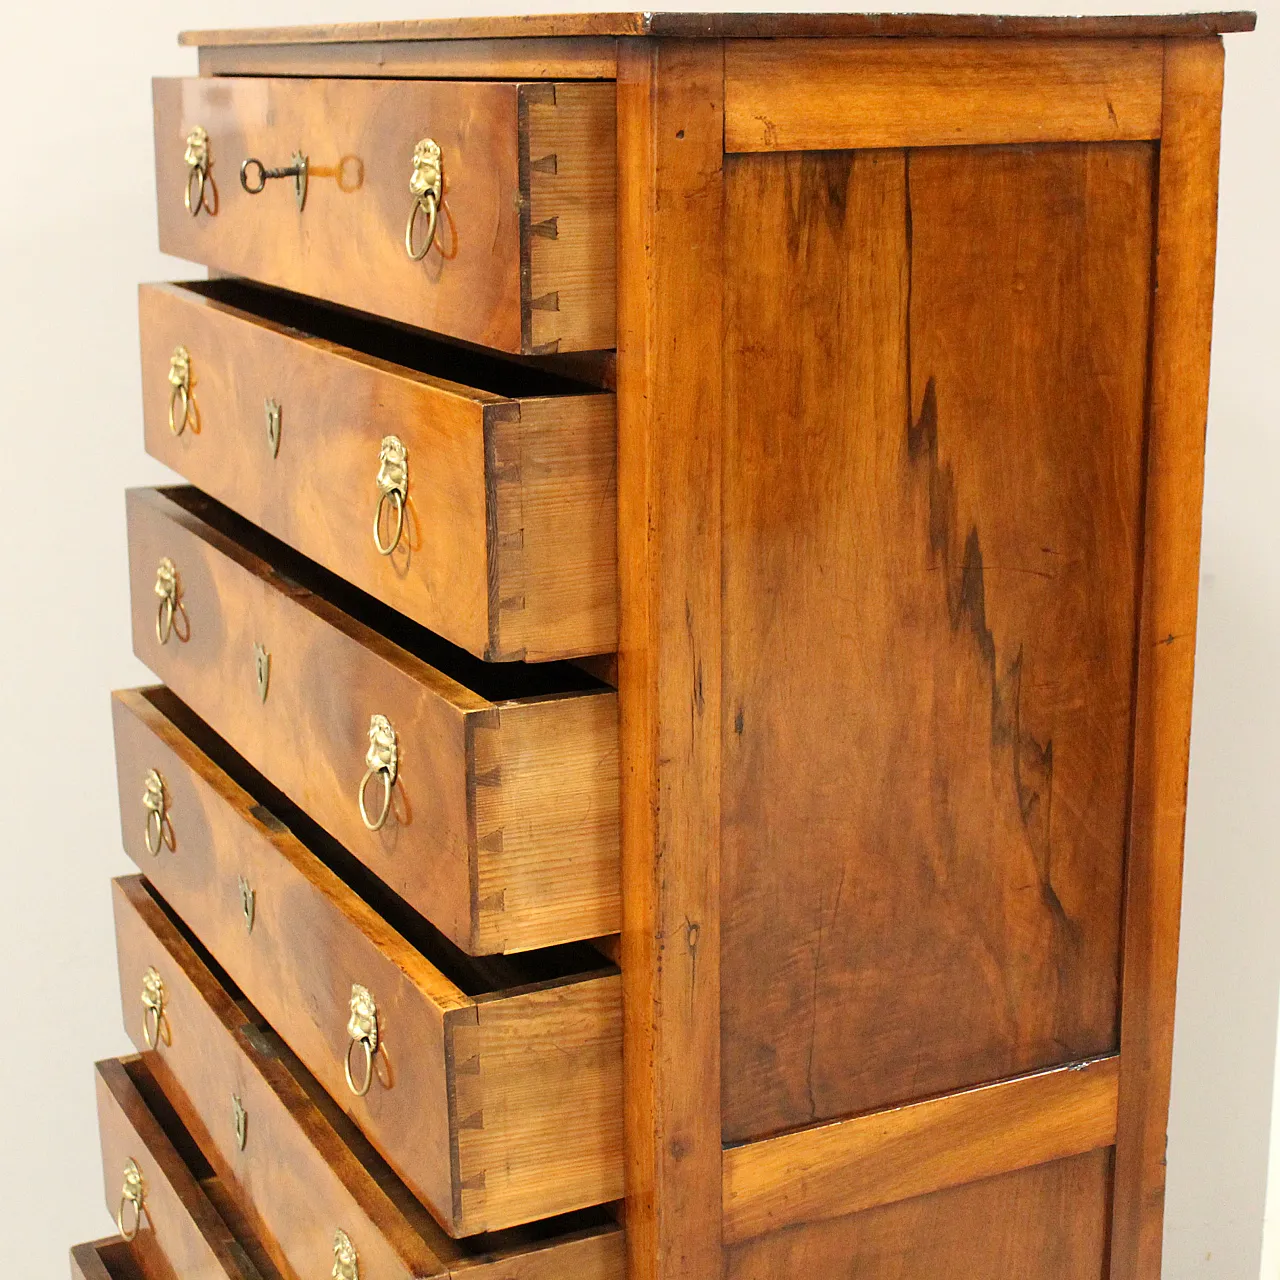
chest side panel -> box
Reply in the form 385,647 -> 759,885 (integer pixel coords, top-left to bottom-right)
720,140 -> 1155,1141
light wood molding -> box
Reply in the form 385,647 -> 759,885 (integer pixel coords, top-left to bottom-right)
1110,36 -> 1227,1280
178,12 -> 1257,47
723,1056 -> 1121,1244
199,37 -> 619,79
725,38 -> 1165,153
617,37 -> 726,1280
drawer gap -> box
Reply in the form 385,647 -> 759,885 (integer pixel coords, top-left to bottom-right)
161,485 -> 607,702
185,279 -> 602,398
140,685 -> 615,991
120,1056 -> 214,1181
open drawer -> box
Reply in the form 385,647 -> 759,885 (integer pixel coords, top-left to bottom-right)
94,1057 -> 278,1280
110,876 -> 624,1268
126,485 -> 619,955
138,280 -> 616,663
110,870 -> 622,1238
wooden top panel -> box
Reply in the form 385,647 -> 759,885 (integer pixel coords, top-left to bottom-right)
179,11 -> 1256,47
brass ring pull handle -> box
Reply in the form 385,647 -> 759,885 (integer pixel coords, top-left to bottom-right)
142,769 -> 171,856
140,966 -> 169,1050
343,985 -> 379,1097
333,1229 -> 360,1280
154,557 -> 186,645
116,1158 -> 147,1242
357,714 -> 399,832
168,346 -> 192,436
372,436 -> 409,556
239,150 -> 308,212
405,138 -> 443,261
184,126 -> 211,217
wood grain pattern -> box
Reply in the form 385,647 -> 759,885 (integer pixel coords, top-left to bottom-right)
723,1056 -> 1119,1243
110,691 -> 623,1235
138,281 -> 617,662
178,12 -> 1258,46
720,141 -> 1155,1141
95,1058 -> 270,1280
198,38 -> 619,80
522,84 -> 618,354
616,38 -> 725,1280
1110,38 -> 1227,1280
486,387 -> 618,663
71,1240 -> 148,1280
471,695 -> 622,953
725,39 -> 1164,152
453,980 -> 625,1231
125,486 -> 618,956
153,77 -> 615,354
110,875 -> 624,1276
725,1149 -> 1114,1280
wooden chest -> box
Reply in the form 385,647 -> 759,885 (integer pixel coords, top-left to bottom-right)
72,10 -> 1255,1280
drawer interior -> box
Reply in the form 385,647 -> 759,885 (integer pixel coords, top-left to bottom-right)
181,279 -> 601,399
71,1240 -> 148,1280
97,1054 -> 281,1280
139,874 -> 623,1263
139,683 -> 615,997
158,484 -> 608,703
120,1063 -> 281,1280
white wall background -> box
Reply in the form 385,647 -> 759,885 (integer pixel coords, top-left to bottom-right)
0,2 -> 1274,1277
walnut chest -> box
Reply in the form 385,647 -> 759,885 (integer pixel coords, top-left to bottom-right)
73,11 -> 1256,1280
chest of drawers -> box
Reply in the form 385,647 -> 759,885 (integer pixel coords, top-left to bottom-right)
73,11 -> 1255,1280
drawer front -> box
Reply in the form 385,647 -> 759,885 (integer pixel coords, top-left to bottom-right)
126,486 -> 619,955
95,1059 -> 268,1280
154,77 -> 616,354
112,880 -> 622,1249
138,281 -> 617,662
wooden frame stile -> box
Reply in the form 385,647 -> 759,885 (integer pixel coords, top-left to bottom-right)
616,37 -> 726,1280
1110,36 -> 1227,1280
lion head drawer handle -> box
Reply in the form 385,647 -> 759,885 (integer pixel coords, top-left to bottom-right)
168,346 -> 192,436
405,137 -> 443,262
116,1157 -> 148,1241
140,966 -> 170,1050
372,435 -> 409,556
343,985 -> 379,1098
239,150 -> 308,213
142,768 -> 173,856
357,714 -> 399,832
183,126 -> 212,217
154,557 -> 188,645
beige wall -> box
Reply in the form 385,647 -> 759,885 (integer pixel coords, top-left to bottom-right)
0,3 -> 1273,1277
